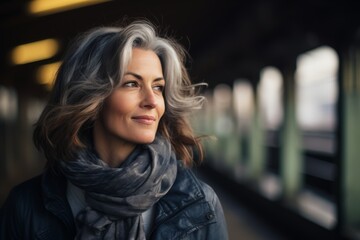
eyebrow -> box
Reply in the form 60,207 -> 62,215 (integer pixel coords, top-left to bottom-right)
124,72 -> 164,82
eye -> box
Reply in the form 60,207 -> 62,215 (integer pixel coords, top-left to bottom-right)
153,85 -> 165,92
123,81 -> 139,88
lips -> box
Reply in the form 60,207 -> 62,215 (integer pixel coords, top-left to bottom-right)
132,115 -> 156,125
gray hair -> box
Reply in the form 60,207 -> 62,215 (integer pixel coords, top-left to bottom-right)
58,21 -> 205,118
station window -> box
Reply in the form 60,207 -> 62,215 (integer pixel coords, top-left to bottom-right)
233,80 -> 254,133
295,46 -> 338,154
258,66 -> 283,131
295,46 -> 339,200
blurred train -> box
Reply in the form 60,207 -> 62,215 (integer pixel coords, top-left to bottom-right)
1,0 -> 360,239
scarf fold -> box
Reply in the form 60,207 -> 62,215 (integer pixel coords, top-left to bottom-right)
60,136 -> 178,240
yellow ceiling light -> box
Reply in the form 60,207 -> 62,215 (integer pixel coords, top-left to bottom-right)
36,61 -> 62,89
10,39 -> 59,65
28,0 -> 110,16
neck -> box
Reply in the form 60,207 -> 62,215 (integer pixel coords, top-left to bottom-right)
93,120 -> 136,167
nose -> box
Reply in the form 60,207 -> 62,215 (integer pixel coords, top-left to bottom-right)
140,87 -> 157,109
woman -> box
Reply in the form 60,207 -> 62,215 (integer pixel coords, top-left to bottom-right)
0,21 -> 228,239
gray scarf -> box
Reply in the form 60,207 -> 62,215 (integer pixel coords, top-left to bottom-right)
60,136 -> 178,240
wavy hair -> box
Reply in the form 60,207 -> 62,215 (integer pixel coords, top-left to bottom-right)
33,20 -> 206,168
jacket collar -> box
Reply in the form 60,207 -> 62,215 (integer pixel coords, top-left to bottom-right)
41,169 -> 76,235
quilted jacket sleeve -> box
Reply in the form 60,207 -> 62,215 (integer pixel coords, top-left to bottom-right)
0,187 -> 25,240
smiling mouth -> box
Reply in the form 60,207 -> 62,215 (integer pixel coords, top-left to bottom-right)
132,116 -> 156,125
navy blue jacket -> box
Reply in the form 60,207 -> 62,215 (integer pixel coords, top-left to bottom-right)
0,163 -> 228,240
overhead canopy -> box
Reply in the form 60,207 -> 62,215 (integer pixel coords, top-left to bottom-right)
0,0 -> 359,95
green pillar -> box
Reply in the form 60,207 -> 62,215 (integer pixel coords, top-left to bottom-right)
341,48 -> 360,236
280,66 -> 302,201
248,107 -> 265,181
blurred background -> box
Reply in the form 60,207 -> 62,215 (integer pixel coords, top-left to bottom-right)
1,0 -> 360,239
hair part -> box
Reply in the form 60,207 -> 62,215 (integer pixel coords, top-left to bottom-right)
33,20 -> 206,168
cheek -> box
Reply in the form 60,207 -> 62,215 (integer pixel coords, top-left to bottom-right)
107,95 -> 132,115
158,99 -> 165,118
100,99 -> 129,127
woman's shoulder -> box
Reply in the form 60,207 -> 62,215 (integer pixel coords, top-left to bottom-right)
175,164 -> 221,208
8,174 -> 42,195
2,174 -> 43,209
189,170 -> 223,213
0,175 -> 43,236
197,178 -> 220,206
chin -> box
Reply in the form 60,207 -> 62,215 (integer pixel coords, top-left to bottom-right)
135,135 -> 156,144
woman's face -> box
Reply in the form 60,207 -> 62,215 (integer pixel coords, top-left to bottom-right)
99,48 -> 165,145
